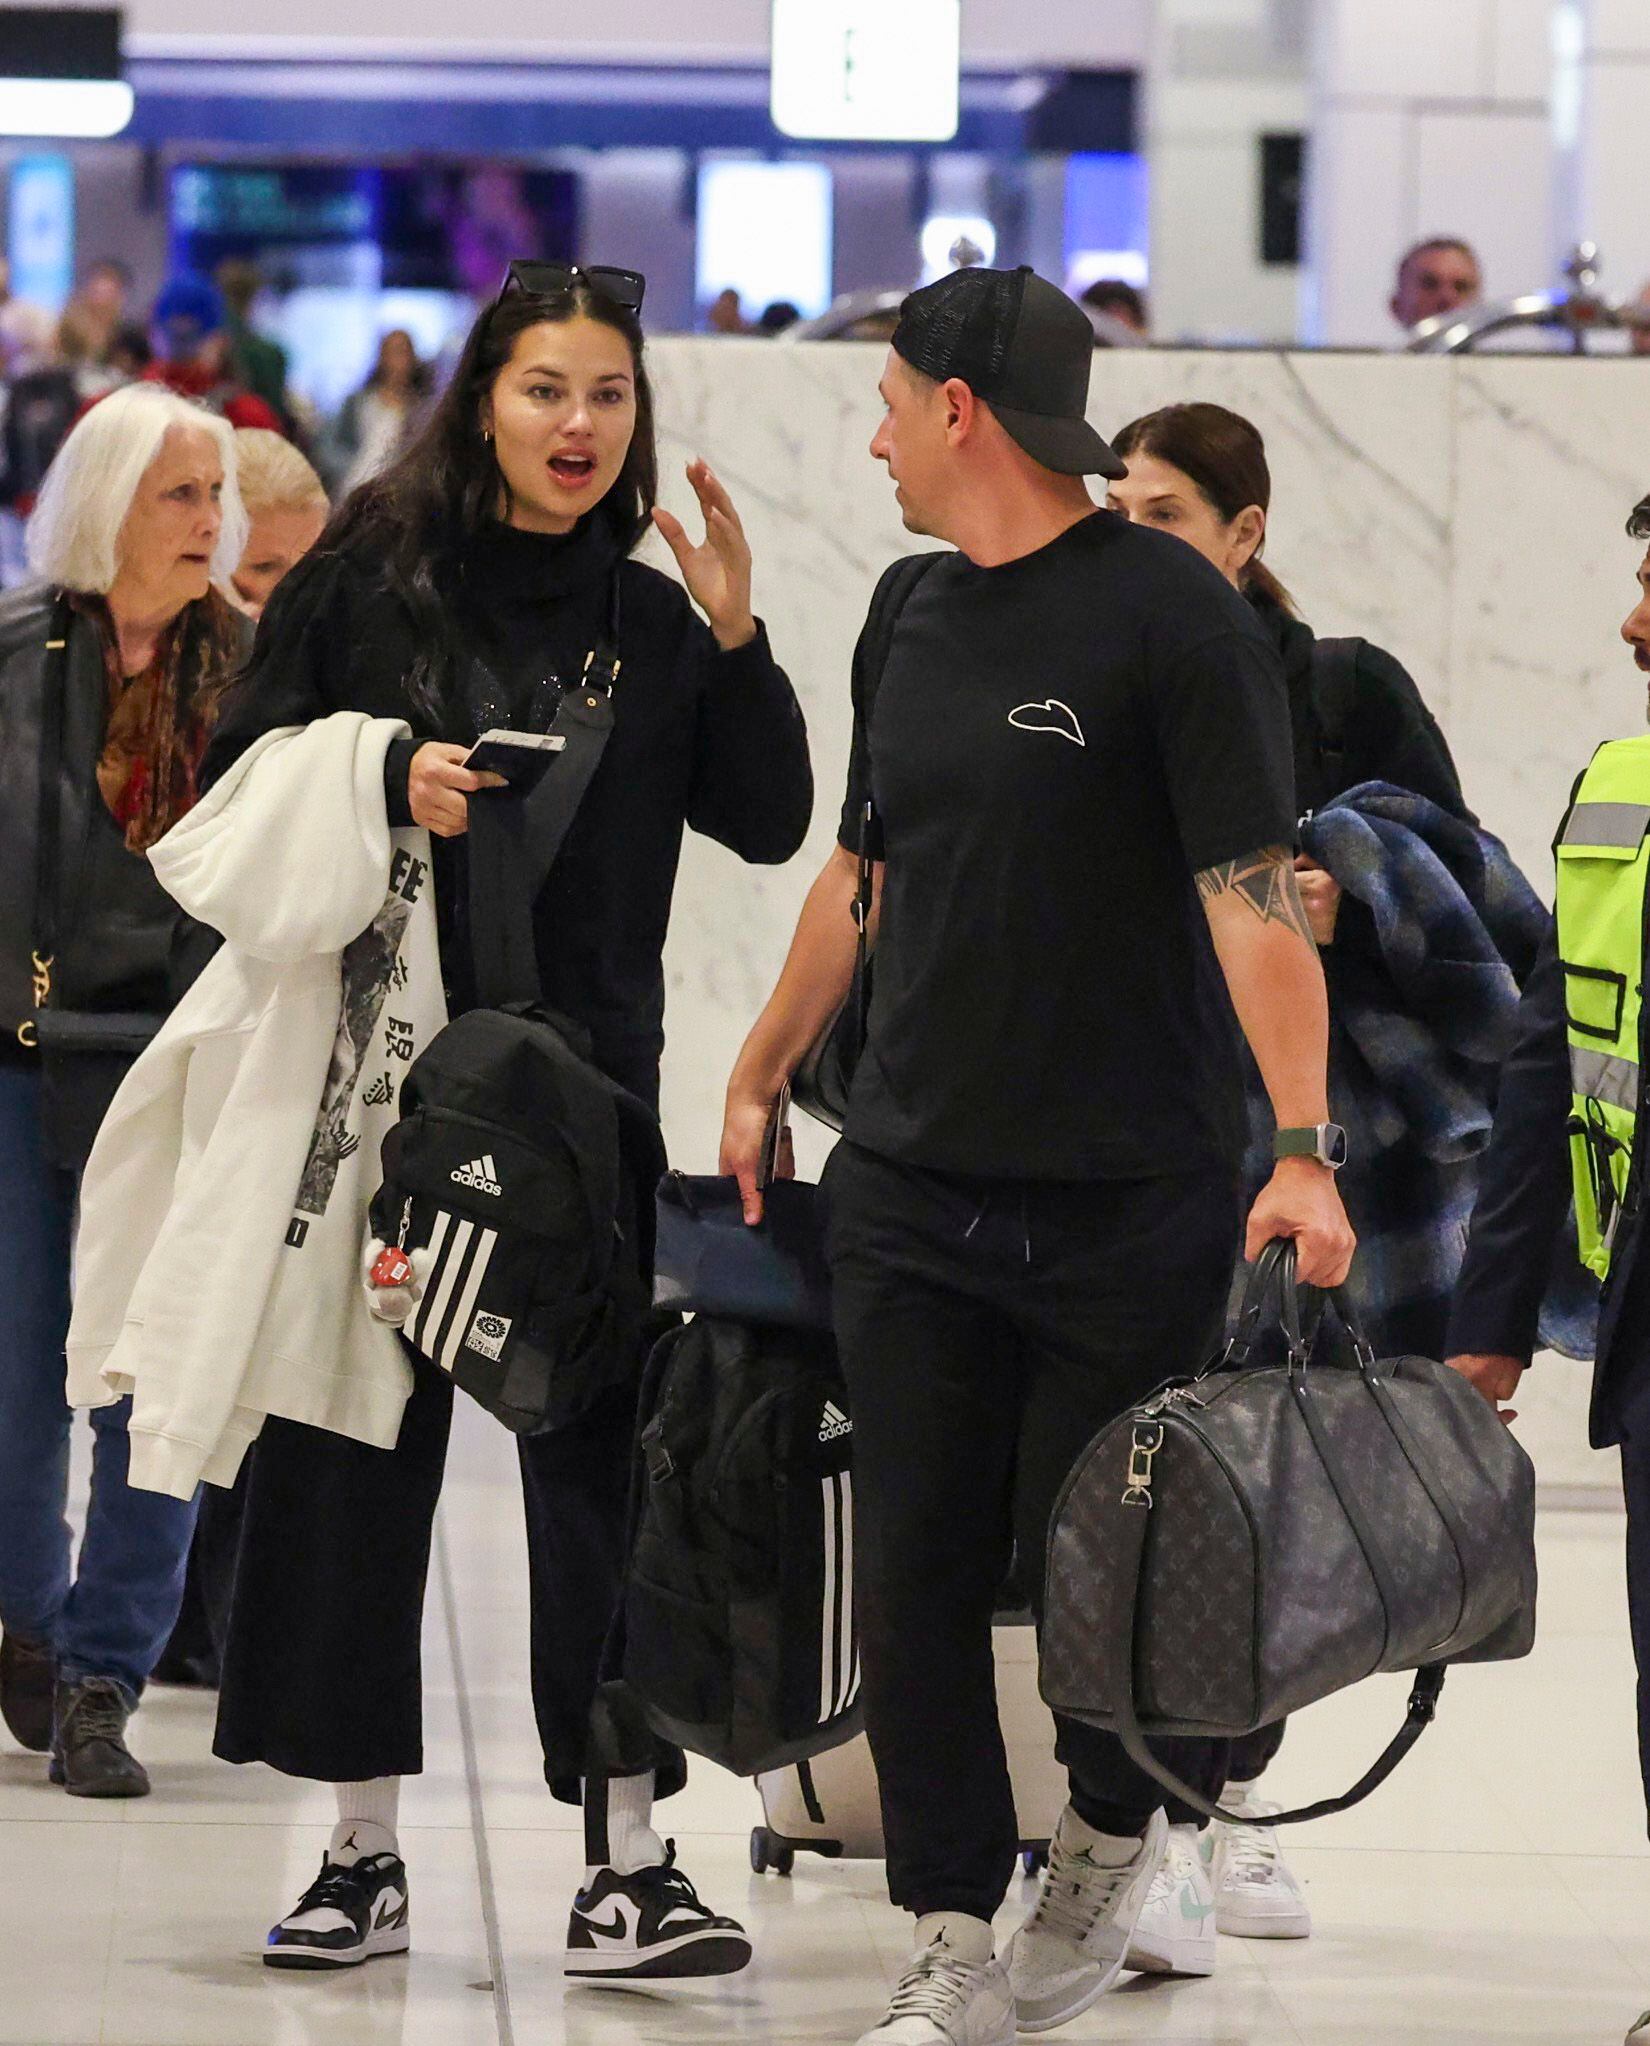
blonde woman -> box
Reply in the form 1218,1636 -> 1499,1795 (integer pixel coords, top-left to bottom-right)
229,428 -> 328,617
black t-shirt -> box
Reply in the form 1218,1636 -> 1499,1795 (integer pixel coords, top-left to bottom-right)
838,510 -> 1295,1180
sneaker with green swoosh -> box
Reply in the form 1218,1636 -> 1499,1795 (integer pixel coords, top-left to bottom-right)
1123,1823 -> 1218,1977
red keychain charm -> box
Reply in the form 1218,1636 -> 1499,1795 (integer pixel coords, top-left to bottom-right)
370,1245 -> 414,1290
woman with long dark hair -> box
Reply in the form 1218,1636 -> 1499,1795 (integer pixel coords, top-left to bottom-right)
201,263 -> 812,1979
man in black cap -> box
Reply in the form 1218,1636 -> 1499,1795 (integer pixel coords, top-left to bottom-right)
722,266 -> 1353,2045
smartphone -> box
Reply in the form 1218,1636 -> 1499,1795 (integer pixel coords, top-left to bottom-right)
463,729 -> 567,793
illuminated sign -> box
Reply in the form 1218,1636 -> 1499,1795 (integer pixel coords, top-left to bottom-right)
771,0 -> 960,144
0,8 -> 131,139
697,160 -> 834,322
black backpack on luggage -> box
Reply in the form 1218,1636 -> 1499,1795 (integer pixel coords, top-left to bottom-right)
622,1309 -> 862,1777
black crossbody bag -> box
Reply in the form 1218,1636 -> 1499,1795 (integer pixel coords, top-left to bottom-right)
370,576 -> 671,1434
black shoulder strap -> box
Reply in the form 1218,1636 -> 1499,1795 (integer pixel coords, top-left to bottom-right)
29,594 -> 75,1019
1308,636 -> 1362,805
466,575 -> 623,1011
859,552 -> 942,733
852,551 -> 943,877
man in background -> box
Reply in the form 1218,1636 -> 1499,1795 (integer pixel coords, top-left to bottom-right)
215,260 -> 294,430
1080,278 -> 1149,343
1447,492 -> 1650,2046
1391,237 -> 1483,335
144,277 -> 284,434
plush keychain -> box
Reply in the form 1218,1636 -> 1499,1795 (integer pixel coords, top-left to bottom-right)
361,1227 -> 435,1328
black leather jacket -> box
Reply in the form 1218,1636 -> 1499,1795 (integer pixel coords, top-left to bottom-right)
0,582 -> 248,1047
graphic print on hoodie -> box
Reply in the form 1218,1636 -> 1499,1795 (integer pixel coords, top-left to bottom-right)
291,847 -> 430,1234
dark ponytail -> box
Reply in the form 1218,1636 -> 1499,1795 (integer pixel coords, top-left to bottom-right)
1111,402 -> 1296,617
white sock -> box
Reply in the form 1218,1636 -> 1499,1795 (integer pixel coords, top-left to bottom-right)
586,1770 -> 666,1883
331,1778 -> 401,1865
1058,1804 -> 1150,1868
913,1912 -> 994,1966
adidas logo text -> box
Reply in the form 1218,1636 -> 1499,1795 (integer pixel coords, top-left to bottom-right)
818,1399 -> 852,1443
450,1154 -> 503,1197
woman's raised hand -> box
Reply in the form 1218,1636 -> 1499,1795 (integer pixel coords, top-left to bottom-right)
652,459 -> 757,652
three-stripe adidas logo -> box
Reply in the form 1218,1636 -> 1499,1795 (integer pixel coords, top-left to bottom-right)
407,1211 -> 501,1376
450,1154 -> 503,1196
819,1469 -> 859,1724
818,1399 -> 852,1443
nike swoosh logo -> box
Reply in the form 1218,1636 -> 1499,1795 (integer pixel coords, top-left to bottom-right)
580,1897 -> 640,1943
372,1892 -> 407,1930
1009,699 -> 1086,747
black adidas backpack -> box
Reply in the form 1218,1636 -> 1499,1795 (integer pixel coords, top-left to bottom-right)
622,1313 -> 862,1776
369,999 -> 664,1433
369,640 -> 665,1434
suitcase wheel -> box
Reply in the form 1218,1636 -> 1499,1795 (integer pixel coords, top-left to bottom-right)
750,1828 -> 795,1877
1022,1847 -> 1049,1878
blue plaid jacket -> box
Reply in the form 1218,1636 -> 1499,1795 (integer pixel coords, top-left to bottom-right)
1240,782 -> 1598,1361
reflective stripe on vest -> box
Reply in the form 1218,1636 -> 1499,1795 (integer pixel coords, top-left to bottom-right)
1570,1046 -> 1640,1114
1553,734 -> 1650,1280
1562,801 -> 1650,849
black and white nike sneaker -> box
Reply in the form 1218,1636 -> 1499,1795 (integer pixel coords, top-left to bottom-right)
565,1843 -> 752,1981
263,1852 -> 411,1970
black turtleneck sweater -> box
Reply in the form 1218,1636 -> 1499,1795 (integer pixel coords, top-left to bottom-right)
204,515 -> 813,1108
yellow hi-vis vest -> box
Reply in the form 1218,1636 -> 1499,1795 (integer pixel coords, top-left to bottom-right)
1553,736 -> 1650,1278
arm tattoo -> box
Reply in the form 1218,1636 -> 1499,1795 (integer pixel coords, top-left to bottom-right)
1195,846 -> 1315,945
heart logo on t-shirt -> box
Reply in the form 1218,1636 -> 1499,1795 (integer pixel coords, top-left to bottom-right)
1008,699 -> 1086,748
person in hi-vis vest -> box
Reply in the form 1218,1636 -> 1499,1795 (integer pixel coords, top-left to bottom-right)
1447,489 -> 1650,2046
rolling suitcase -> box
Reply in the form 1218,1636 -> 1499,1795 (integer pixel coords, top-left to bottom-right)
751,1620 -> 1064,1879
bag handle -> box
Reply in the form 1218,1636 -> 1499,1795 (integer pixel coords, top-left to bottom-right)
758,1081 -> 791,1193
1097,1430 -> 1446,1827
1222,1238 -> 1371,1373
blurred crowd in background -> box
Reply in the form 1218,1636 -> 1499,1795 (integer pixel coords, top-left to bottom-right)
4,234 -> 1647,601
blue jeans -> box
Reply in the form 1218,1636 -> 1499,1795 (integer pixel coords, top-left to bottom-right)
0,1063 -> 199,1697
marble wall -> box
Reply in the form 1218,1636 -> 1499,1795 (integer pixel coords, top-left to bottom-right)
643,338 -> 1650,1490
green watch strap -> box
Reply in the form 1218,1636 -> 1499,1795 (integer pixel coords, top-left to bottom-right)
1273,1127 -> 1320,1159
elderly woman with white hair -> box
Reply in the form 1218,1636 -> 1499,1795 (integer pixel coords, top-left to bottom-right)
0,382 -> 250,1799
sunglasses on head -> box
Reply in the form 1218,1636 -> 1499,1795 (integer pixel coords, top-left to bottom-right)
500,261 -> 647,314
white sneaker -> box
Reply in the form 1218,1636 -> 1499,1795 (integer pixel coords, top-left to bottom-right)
1211,1786 -> 1311,1939
1123,1824 -> 1217,1977
1005,1806 -> 1169,2034
856,1927 -> 1015,2045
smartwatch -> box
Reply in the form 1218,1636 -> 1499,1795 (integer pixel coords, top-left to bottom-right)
1273,1123 -> 1348,1170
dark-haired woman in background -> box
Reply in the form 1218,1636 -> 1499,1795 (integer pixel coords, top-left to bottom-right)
326,327 -> 431,497
1106,401 -> 1472,1969
203,263 -> 812,1980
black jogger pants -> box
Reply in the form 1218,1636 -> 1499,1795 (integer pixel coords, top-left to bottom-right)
826,1141 -> 1242,1923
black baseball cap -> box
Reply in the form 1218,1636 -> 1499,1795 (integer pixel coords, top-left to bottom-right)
891,265 -> 1126,480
